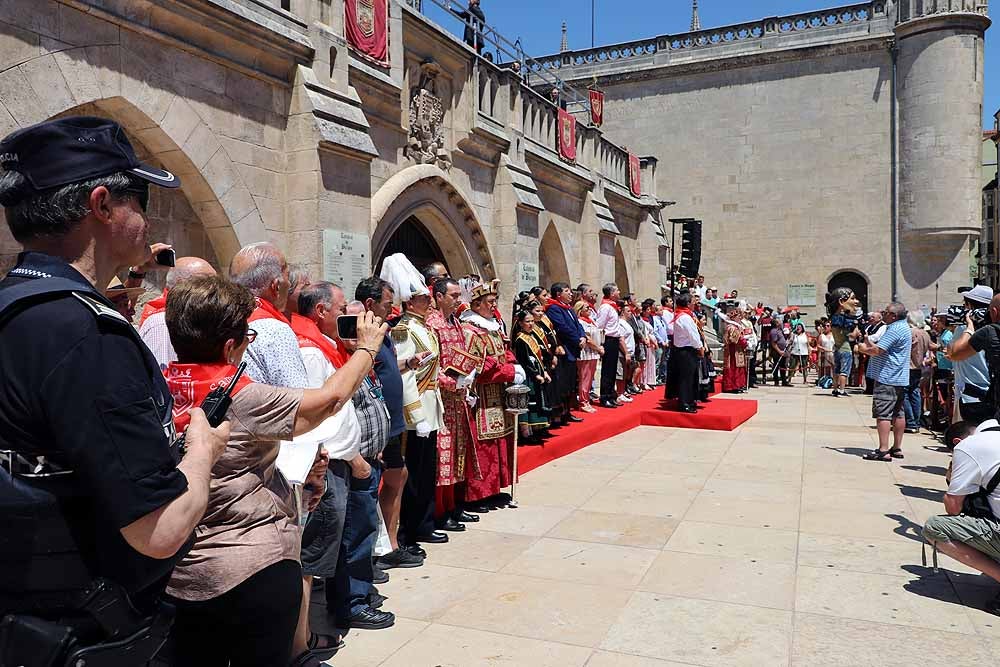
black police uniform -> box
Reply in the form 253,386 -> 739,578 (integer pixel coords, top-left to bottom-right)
0,251 -> 189,611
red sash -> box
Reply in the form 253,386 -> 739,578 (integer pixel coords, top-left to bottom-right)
601,298 -> 620,313
673,306 -> 694,324
247,297 -> 289,324
165,362 -> 253,432
545,298 -> 573,312
290,313 -> 349,369
138,290 -> 168,326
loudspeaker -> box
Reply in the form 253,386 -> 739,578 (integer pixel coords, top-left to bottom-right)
679,219 -> 702,278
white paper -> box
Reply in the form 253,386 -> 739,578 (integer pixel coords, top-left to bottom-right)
275,439 -> 321,485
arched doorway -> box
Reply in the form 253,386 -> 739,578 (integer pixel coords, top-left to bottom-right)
538,222 -> 570,289
828,270 -> 869,314
614,242 -> 631,295
376,216 -> 446,275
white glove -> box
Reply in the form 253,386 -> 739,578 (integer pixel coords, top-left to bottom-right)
415,420 -> 432,438
466,393 -> 478,408
513,364 -> 526,385
456,368 -> 478,390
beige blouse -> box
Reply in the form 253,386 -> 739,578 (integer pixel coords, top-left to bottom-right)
166,383 -> 304,602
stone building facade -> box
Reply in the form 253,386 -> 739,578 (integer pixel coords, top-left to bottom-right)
535,0 -> 991,312
0,0 -> 667,313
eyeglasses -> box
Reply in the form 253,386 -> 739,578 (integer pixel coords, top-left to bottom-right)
123,186 -> 149,212
245,328 -> 258,344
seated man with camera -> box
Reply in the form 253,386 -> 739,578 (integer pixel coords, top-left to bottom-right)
924,418 -> 1000,614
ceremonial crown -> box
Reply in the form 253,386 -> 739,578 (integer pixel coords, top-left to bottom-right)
470,279 -> 500,302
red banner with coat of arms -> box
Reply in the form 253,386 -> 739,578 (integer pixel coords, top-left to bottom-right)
557,108 -> 577,163
628,152 -> 642,197
589,89 -> 604,127
346,0 -> 389,66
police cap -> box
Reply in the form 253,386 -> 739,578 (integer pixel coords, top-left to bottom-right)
0,116 -> 181,190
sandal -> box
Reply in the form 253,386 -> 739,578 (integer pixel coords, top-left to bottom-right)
862,449 -> 893,462
889,447 -> 905,459
307,632 -> 345,661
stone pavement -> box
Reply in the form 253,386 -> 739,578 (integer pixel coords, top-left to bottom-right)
317,385 -> 1000,666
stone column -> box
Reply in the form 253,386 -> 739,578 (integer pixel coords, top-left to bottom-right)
895,5 -> 991,305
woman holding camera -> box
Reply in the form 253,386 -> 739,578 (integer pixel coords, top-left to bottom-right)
161,275 -> 386,667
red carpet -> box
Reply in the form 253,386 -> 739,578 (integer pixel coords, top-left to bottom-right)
517,385 -> 757,475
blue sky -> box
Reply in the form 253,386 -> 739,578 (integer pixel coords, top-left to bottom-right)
423,0 -> 998,128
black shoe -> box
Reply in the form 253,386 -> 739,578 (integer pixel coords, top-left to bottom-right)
404,543 -> 427,558
416,531 -> 449,544
377,548 -> 424,569
341,607 -> 395,630
566,415 -> 584,423
372,566 -> 389,584
454,510 -> 480,523
464,504 -> 490,514
436,517 -> 466,532
679,405 -> 698,413
599,400 -> 619,409
368,592 -> 387,610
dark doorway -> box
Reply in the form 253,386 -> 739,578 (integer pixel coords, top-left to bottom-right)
378,216 -> 446,275
828,271 -> 869,314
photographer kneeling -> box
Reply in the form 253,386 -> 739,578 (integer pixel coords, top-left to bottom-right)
161,276 -> 386,666
923,419 -> 1000,614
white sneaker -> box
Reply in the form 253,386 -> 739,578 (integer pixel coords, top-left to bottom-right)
617,394 -> 633,403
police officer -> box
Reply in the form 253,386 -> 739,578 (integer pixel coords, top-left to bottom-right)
0,117 -> 228,662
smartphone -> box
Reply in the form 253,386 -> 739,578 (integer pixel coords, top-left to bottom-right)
337,314 -> 359,341
155,248 -> 176,267
417,352 -> 438,369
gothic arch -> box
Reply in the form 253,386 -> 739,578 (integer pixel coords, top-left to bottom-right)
614,240 -> 632,295
371,165 -> 496,279
538,222 -> 570,289
0,37 -> 272,269
827,269 -> 870,314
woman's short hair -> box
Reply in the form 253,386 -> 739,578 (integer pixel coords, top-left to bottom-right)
167,275 -> 256,363
907,310 -> 927,329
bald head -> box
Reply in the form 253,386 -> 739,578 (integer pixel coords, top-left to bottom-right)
166,257 -> 216,289
229,242 -> 290,310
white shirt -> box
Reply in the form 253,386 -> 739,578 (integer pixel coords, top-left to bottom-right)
790,333 -> 810,356
594,302 -> 622,337
299,343 -> 362,462
138,310 -> 176,371
620,320 -> 636,354
244,318 -> 309,389
949,419 -> 1000,517
694,285 -> 707,301
672,313 -> 702,349
819,332 -> 835,352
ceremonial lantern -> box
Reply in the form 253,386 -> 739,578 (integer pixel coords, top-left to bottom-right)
505,384 -> 530,415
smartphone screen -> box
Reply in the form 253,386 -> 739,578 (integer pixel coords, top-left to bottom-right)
337,315 -> 359,341
155,248 -> 176,267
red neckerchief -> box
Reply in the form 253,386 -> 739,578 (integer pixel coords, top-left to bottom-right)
289,313 -> 349,369
601,298 -> 620,313
247,297 -> 289,324
138,289 -> 168,326
577,309 -> 595,325
673,306 -> 694,324
545,298 -> 573,311
165,362 -> 253,432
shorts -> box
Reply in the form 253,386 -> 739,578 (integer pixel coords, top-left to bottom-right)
872,382 -> 906,421
789,354 -> 809,371
300,461 -> 349,577
924,514 -> 1000,562
834,350 -> 853,377
382,433 -> 405,469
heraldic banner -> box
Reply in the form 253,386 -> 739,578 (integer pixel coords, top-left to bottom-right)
589,89 -> 604,127
346,0 -> 389,66
629,152 -> 642,197
558,108 -> 577,163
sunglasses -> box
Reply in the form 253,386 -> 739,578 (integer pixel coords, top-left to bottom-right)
123,185 -> 149,212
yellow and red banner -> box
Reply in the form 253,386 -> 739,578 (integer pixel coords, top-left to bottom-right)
629,152 -> 642,197
589,89 -> 604,127
558,108 -> 577,163
346,0 -> 389,66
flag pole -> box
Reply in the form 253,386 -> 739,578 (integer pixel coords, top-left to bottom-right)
591,0 -> 595,47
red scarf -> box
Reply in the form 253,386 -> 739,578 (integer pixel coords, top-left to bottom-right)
248,297 -> 289,324
545,297 -> 574,312
577,309 -> 594,325
138,289 -> 168,326
165,362 -> 253,432
289,313 -> 349,369
673,306 -> 694,324
601,298 -> 620,313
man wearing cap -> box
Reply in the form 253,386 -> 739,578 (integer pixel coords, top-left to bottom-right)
947,285 -> 995,423
0,117 -> 227,658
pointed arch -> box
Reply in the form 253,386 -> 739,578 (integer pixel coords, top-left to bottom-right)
539,221 -> 571,289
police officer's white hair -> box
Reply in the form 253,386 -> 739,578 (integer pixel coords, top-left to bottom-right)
229,242 -> 283,295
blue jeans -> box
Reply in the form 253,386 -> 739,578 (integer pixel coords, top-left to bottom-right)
903,369 -> 922,430
330,460 -> 381,618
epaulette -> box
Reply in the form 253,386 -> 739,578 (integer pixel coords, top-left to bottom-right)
390,323 -> 409,345
71,292 -> 131,326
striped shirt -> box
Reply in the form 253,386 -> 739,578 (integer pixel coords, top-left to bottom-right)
353,375 -> 390,459
870,320 -> 912,387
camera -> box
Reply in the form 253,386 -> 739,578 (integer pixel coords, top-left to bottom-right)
946,304 -> 989,328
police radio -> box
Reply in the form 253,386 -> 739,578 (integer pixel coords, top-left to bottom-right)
175,362 -> 246,456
